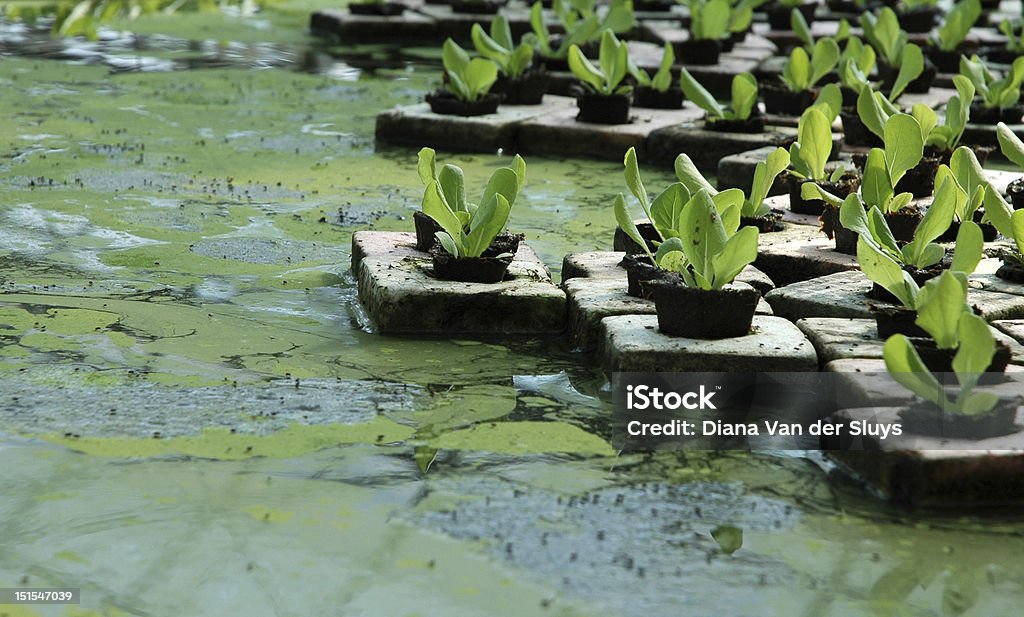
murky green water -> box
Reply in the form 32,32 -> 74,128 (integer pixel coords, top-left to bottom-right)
2,5 -> 1024,617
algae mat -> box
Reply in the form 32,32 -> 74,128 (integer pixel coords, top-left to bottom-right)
2,15 -> 1024,617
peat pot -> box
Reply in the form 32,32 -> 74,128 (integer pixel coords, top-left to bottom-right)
620,255 -> 678,299
649,281 -> 760,339
675,38 -> 721,65
632,86 -> 685,109
789,175 -> 859,216
576,92 -> 631,124
349,1 -> 406,15
426,90 -> 501,116
493,69 -> 549,105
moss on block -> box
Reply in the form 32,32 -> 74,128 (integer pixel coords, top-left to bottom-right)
375,100 -> 571,152
353,231 -> 566,334
829,406 -> 1024,508
600,314 -> 816,372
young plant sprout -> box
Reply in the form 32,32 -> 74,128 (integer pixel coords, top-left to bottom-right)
680,69 -> 759,124
471,16 -> 534,79
568,30 -> 632,96
860,8 -> 909,68
687,0 -> 732,42
909,76 -> 975,154
417,148 -> 526,258
932,0 -> 981,53
629,42 -> 674,93
528,0 -> 634,60
675,148 -> 788,221
959,55 -> 1024,112
998,20 -> 1024,54
789,105 -> 846,185
440,39 -> 499,103
780,37 -> 841,93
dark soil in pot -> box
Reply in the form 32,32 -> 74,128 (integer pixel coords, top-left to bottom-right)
924,145 -> 995,167
633,86 -> 685,109
706,111 -> 765,133
1008,177 -> 1024,210
538,54 -> 568,73
614,222 -> 661,255
907,337 -> 1012,378
492,69 -> 549,105
762,82 -> 815,116
896,6 -> 940,33
649,281 -> 761,339
886,206 -> 925,241
929,44 -> 977,74
877,58 -> 936,93
938,209 -> 998,242
730,29 -> 748,45
872,304 -> 930,338
740,209 -> 784,232
895,157 -> 941,198
827,0 -> 882,11
349,1 -> 406,15
426,90 -> 500,116
969,102 -> 1024,125
620,254 -> 675,299
675,38 -> 721,65
450,0 -> 504,13
430,249 -> 513,283
820,203 -> 858,254
898,396 -> 1021,440
577,92 -> 632,124
839,86 -> 859,108
414,211 -> 443,252
719,36 -> 736,53
996,255 -> 1024,283
789,175 -> 859,216
840,109 -> 883,147
766,2 -> 816,30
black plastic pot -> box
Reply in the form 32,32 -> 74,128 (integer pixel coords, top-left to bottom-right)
929,44 -> 977,74
676,38 -> 721,65
762,82 -> 816,116
840,109 -> 883,147
740,209 -> 784,233
1008,177 -> 1024,210
820,203 -> 858,254
450,0 -> 504,13
898,396 -> 1022,440
349,1 -> 406,15
621,254 -> 677,299
997,255 -> 1024,283
789,175 -> 859,216
706,112 -> 765,133
895,156 -> 941,197
576,92 -> 631,124
969,102 -> 1024,125
613,222 -> 661,255
633,86 -> 685,109
907,337 -> 1012,376
766,2 -> 816,30
426,90 -> 500,116
896,6 -> 940,33
493,69 -> 549,105
414,211 -> 443,252
872,304 -> 929,338
649,281 -> 761,339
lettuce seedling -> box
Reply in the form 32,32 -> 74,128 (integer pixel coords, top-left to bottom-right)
472,16 -> 534,79
629,42 -> 674,93
528,0 -> 634,60
649,190 -> 759,290
911,76 -> 975,153
884,313 -> 999,416
998,20 -> 1024,54
976,148 -> 1024,266
792,10 -> 849,52
997,122 -> 1024,172
860,8 -> 908,67
418,148 -> 527,257
934,146 -> 988,224
781,38 -> 841,92
568,30 -> 632,96
789,106 -> 846,183
960,55 -> 1024,111
933,0 -> 981,52
837,37 -> 877,93
680,69 -> 759,123
441,39 -> 499,103
674,148 -> 788,220
687,0 -> 731,41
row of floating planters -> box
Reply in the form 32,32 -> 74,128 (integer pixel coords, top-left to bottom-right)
421,4 -> 1024,134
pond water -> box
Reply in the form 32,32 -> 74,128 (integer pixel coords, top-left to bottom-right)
1,5 -> 1024,616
